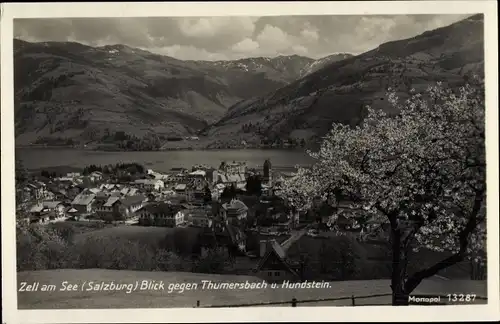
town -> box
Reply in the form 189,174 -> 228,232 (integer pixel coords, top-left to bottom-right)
16,158 -> 387,282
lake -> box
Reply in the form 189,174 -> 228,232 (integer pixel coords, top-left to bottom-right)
16,148 -> 315,172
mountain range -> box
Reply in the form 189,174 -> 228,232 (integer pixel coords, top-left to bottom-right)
203,14 -> 484,148
14,14 -> 483,149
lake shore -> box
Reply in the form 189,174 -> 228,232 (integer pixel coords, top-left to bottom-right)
16,147 -> 315,171
16,144 -> 308,153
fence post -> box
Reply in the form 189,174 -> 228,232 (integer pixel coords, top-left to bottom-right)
351,295 -> 355,306
291,298 -> 297,307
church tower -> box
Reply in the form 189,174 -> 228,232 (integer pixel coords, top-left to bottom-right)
263,159 -> 272,186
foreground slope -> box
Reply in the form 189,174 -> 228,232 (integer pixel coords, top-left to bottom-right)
204,14 -> 484,147
17,269 -> 486,308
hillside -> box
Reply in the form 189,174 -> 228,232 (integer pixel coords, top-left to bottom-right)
13,40 -> 314,146
300,53 -> 354,77
204,14 -> 484,148
17,269 -> 486,309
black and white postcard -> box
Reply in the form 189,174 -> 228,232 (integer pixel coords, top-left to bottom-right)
1,1 -> 499,323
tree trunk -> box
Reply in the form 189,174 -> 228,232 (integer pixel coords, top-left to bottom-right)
390,228 -> 410,306
403,189 -> 485,295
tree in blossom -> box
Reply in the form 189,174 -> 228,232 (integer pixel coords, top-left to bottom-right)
277,79 -> 486,305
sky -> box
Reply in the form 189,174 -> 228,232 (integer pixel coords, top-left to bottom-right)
14,14 -> 469,61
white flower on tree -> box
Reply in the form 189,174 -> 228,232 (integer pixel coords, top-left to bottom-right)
277,78 -> 486,305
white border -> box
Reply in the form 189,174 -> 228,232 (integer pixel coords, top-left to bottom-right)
1,1 -> 499,323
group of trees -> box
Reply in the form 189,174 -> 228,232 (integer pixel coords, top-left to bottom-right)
35,162 -> 146,180
259,136 -> 306,148
287,236 -> 364,281
203,185 -> 212,205
101,130 -> 162,151
40,170 -> 58,178
245,174 -> 263,196
220,184 -> 238,201
278,79 -> 486,305
34,137 -> 75,146
81,162 -> 145,176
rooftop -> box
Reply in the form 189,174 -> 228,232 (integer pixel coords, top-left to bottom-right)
144,202 -> 181,215
71,193 -> 96,206
222,199 -> 248,212
103,196 -> 120,207
174,184 -> 187,191
121,195 -> 146,206
189,170 -> 206,177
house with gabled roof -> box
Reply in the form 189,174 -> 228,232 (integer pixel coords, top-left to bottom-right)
211,221 -> 247,256
96,196 -> 121,219
121,195 -> 147,213
253,239 -> 301,283
220,199 -> 248,225
120,187 -> 130,196
24,181 -> 48,201
89,171 -> 103,182
134,179 -> 164,191
70,193 -> 96,214
53,188 -> 69,201
29,200 -> 67,223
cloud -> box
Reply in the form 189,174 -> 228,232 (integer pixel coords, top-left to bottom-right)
231,38 -> 259,53
256,24 -> 293,52
13,14 -> 471,61
291,45 -> 308,56
178,17 -> 256,39
300,24 -> 319,43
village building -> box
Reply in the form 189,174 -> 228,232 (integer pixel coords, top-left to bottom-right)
66,172 -> 81,178
139,202 -> 185,227
99,183 -> 121,193
53,189 -> 69,201
121,195 -> 147,214
120,187 -> 131,196
89,171 -> 103,182
188,169 -> 206,180
70,193 -> 96,214
213,170 -> 247,188
54,177 -> 76,186
174,183 -> 193,201
188,206 -> 213,228
147,171 -> 170,181
254,239 -> 301,282
210,218 -> 247,255
220,199 -> 248,225
133,179 -> 165,191
82,187 -> 101,195
187,178 -> 210,202
96,196 -> 121,219
263,159 -> 272,186
66,185 -> 83,199
97,195 -> 146,221
30,212 -> 51,224
220,161 -> 247,174
29,200 -> 67,223
24,181 -> 48,201
164,173 -> 186,187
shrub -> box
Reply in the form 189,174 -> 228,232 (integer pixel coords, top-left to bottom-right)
16,225 -> 69,271
17,224 -> 233,274
287,235 -> 369,281
192,248 -> 230,274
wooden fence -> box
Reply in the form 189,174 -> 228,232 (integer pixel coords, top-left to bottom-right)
194,293 -> 488,308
